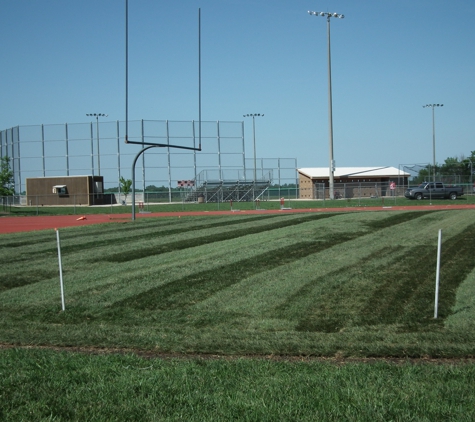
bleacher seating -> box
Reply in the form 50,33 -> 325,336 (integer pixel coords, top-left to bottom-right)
182,173 -> 272,203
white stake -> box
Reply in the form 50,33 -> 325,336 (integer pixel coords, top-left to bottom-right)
55,228 -> 65,311
434,229 -> 442,318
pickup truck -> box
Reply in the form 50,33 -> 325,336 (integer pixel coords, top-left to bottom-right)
404,182 -> 464,200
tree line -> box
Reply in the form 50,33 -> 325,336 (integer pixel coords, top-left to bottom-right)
414,150 -> 475,184
1,153 -> 474,196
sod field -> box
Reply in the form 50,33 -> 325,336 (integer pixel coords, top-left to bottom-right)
1,209 -> 475,419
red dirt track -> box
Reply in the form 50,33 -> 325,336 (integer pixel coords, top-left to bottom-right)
1,204 -> 474,234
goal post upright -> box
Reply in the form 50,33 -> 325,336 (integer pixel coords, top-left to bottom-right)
125,2 -> 202,220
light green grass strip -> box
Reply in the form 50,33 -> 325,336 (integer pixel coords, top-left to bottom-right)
446,266 -> 475,330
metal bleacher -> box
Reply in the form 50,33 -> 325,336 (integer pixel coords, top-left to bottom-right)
183,170 -> 272,203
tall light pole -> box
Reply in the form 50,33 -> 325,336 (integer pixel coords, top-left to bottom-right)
308,11 -> 344,200
423,104 -> 443,184
243,113 -> 264,182
86,113 -> 108,176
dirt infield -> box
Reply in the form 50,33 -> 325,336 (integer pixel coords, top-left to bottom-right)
1,204 -> 474,234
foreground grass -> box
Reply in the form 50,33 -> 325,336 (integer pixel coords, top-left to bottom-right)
1,348 -> 475,421
1,209 -> 475,358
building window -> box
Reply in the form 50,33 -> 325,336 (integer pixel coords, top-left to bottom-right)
53,185 -> 68,197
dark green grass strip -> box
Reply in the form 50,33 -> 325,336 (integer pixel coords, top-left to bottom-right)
0,270 -> 57,292
0,232 -> 61,249
364,211 -> 438,229
293,223 -> 475,333
102,213 -> 339,263
113,231 -> 362,312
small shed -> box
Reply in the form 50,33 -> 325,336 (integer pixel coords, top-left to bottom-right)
26,176 -> 104,206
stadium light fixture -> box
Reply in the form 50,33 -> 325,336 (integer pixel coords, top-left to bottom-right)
86,113 -> 108,176
308,11 -> 344,19
423,104 -> 443,185
243,114 -> 264,183
308,10 -> 344,200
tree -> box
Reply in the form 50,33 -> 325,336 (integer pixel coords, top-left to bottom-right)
440,157 -> 464,176
0,156 -> 14,196
417,151 -> 475,184
461,151 -> 475,179
119,176 -> 132,204
104,186 -> 119,193
145,185 -> 168,192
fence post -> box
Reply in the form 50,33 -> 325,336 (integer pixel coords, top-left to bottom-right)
55,229 -> 66,312
434,229 -> 442,318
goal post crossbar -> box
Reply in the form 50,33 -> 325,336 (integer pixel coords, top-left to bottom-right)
125,139 -> 202,151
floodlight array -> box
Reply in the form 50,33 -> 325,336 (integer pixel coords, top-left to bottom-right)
243,114 -> 264,117
308,11 -> 344,19
423,104 -> 444,108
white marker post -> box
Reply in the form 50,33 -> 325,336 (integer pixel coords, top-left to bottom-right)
434,229 -> 442,319
55,229 -> 66,311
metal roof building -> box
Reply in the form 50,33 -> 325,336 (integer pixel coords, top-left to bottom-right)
297,166 -> 410,199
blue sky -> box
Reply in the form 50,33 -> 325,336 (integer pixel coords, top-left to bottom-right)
1,0 -> 474,169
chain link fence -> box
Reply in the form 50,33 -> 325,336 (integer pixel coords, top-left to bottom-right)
0,179 -> 475,212
1,121 -> 299,197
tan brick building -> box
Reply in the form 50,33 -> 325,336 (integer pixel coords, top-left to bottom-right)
298,167 -> 410,199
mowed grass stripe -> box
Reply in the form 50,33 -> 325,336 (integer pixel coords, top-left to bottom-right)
114,231 -> 362,311
0,215 -> 283,263
59,214 -> 283,254
363,210 -> 438,229
0,211 -> 437,294
271,245 -> 400,332
0,214 -> 338,297
185,211 -> 445,321
406,222 -> 475,322
290,223 -> 475,333
358,222 -> 475,328
102,213 -> 339,263
0,270 -> 58,292
3,210 -> 475,357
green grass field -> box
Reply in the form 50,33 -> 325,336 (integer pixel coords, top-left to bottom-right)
5,193 -> 475,216
2,348 -> 475,421
1,209 -> 475,420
